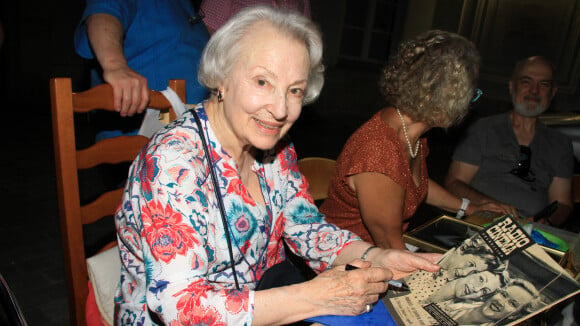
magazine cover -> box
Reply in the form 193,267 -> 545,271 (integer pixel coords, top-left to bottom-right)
385,215 -> 580,325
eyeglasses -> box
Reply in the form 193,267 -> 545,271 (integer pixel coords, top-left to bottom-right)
510,145 -> 536,182
471,88 -> 483,103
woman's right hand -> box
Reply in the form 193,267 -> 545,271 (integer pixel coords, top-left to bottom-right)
301,260 -> 390,316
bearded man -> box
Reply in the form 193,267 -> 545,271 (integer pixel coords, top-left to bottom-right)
445,56 -> 573,226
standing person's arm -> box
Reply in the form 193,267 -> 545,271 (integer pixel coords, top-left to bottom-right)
351,172 -> 407,249
86,13 -> 149,116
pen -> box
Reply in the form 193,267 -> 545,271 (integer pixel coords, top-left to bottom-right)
345,264 -> 410,292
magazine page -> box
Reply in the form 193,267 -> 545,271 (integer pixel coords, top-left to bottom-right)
385,215 -> 580,325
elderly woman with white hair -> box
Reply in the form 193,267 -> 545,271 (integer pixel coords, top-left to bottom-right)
113,5 -> 439,325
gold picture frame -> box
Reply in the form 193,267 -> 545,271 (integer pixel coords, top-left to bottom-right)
404,215 -> 566,264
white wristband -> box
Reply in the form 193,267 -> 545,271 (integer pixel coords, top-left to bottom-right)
456,198 -> 470,219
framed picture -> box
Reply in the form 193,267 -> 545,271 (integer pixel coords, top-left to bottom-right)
403,215 -> 482,254
404,215 -> 566,264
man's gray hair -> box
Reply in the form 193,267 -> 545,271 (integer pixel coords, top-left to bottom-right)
198,5 -> 324,104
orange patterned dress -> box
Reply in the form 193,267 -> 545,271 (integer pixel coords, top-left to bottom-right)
320,110 -> 429,244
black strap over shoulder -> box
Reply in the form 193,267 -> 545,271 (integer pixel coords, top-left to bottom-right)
190,108 -> 241,290
189,108 -> 316,293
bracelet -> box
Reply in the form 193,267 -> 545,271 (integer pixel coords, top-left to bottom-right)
361,246 -> 378,261
456,198 -> 470,219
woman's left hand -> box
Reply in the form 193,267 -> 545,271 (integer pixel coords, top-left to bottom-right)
366,248 -> 441,280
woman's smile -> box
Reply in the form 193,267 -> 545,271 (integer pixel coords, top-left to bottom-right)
488,300 -> 503,313
253,117 -> 284,134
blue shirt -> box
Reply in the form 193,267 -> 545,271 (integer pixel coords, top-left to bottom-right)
74,0 -> 209,104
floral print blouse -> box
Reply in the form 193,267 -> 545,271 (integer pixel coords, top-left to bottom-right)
114,105 -> 359,325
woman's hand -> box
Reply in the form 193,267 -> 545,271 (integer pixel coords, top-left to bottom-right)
302,260 -> 390,316
255,246 -> 440,324
366,248 -> 441,280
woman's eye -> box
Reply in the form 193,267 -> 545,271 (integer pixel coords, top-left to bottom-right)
290,88 -> 304,96
257,79 -> 268,87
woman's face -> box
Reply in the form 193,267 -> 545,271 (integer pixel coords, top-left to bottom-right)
219,22 -> 310,151
480,284 -> 533,321
448,254 -> 488,279
454,271 -> 501,300
458,236 -> 486,253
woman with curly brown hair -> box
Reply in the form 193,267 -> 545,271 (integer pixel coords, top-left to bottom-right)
320,30 -> 507,249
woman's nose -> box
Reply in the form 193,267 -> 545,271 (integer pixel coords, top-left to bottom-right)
271,92 -> 288,120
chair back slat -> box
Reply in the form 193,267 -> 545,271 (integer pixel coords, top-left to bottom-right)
72,83 -> 175,113
76,136 -> 148,169
71,84 -> 115,111
80,189 -> 124,225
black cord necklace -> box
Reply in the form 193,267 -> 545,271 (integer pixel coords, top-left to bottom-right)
191,108 -> 241,290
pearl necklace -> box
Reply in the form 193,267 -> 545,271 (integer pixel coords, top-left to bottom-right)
396,108 -> 420,158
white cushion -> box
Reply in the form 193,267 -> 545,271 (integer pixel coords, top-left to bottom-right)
86,246 -> 121,326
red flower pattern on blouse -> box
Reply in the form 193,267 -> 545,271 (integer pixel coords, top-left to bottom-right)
294,177 -> 312,201
142,200 -> 200,263
172,282 -> 231,325
222,163 -> 254,204
218,287 -> 248,315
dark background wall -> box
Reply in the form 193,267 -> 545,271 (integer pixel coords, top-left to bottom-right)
1,1 -> 82,102
1,0 -> 579,118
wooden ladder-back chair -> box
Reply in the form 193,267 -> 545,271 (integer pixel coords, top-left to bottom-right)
50,78 -> 186,326
297,157 -> 337,204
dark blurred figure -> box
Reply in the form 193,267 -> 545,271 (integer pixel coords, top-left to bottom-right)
0,19 -> 4,50
200,0 -> 311,35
